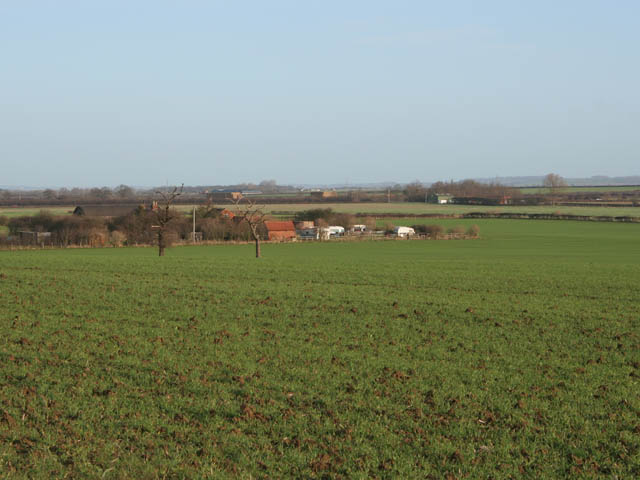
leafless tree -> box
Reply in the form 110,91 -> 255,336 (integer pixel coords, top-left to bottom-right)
543,173 -> 567,205
233,196 -> 267,258
154,184 -> 183,257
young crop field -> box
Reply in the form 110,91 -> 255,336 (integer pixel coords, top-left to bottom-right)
519,186 -> 640,195
0,207 -> 73,218
262,202 -> 640,218
1,220 -> 639,478
3,202 -> 640,219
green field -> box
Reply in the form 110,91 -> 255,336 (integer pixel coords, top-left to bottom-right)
520,185 -> 640,194
0,207 -> 73,218
1,221 -> 639,478
3,202 -> 640,219
262,202 -> 640,217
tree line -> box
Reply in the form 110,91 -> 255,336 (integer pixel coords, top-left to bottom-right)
0,207 -> 258,249
404,179 -> 521,202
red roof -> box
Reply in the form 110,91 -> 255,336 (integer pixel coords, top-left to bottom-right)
264,221 -> 295,232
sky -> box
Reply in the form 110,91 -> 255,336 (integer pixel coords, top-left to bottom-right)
1,1 -> 639,188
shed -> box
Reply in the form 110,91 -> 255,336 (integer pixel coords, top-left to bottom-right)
299,227 -> 319,240
73,205 -> 139,217
295,221 -> 315,230
428,194 -> 453,204
264,221 -> 296,241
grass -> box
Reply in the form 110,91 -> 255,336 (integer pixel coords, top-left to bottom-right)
0,207 -> 73,218
3,202 -> 640,219
257,203 -> 640,218
520,186 -> 640,194
1,221 -> 639,477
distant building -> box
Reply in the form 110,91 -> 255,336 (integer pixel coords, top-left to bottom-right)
298,227 -> 320,240
264,221 -> 296,241
294,221 -> 315,230
73,205 -> 140,217
217,208 -> 235,219
427,194 -> 453,204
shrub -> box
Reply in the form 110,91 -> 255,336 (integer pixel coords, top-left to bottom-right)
0,215 -> 8,226
423,224 -> 444,239
362,216 -> 377,232
331,213 -> 356,229
382,222 -> 395,234
294,208 -> 333,222
109,231 -> 126,247
447,225 -> 466,235
466,224 -> 480,237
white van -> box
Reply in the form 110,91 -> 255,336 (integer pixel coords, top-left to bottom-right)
393,226 -> 415,238
327,226 -> 345,237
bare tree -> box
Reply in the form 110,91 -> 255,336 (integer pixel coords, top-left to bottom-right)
116,184 -> 135,199
543,173 -> 567,205
154,184 -> 183,257
233,196 -> 267,258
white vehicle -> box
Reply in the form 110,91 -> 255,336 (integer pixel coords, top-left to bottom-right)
327,226 -> 345,237
394,226 -> 415,238
352,224 -> 367,233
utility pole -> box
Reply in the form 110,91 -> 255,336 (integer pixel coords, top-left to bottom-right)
387,188 -> 391,203
192,206 -> 196,243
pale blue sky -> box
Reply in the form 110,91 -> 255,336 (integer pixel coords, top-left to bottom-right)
1,1 -> 638,187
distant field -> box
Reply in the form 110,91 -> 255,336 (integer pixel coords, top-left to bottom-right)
0,206 -> 73,217
1,220 -> 639,477
3,202 -> 640,220
260,202 -> 640,218
520,185 -> 640,194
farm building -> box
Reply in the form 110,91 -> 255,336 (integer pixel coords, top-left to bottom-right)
73,205 -> 140,217
294,221 -> 315,230
299,227 -> 320,240
264,221 -> 296,241
216,208 -> 235,219
427,194 -> 453,204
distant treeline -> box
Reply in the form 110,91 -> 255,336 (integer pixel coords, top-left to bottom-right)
2,178 -> 639,207
353,212 -> 640,222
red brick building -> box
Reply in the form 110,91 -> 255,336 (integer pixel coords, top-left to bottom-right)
264,221 -> 296,241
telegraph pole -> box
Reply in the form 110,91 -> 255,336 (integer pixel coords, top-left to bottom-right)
192,206 -> 196,243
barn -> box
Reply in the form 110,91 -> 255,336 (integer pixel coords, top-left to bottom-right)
73,205 -> 139,217
264,221 -> 296,241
